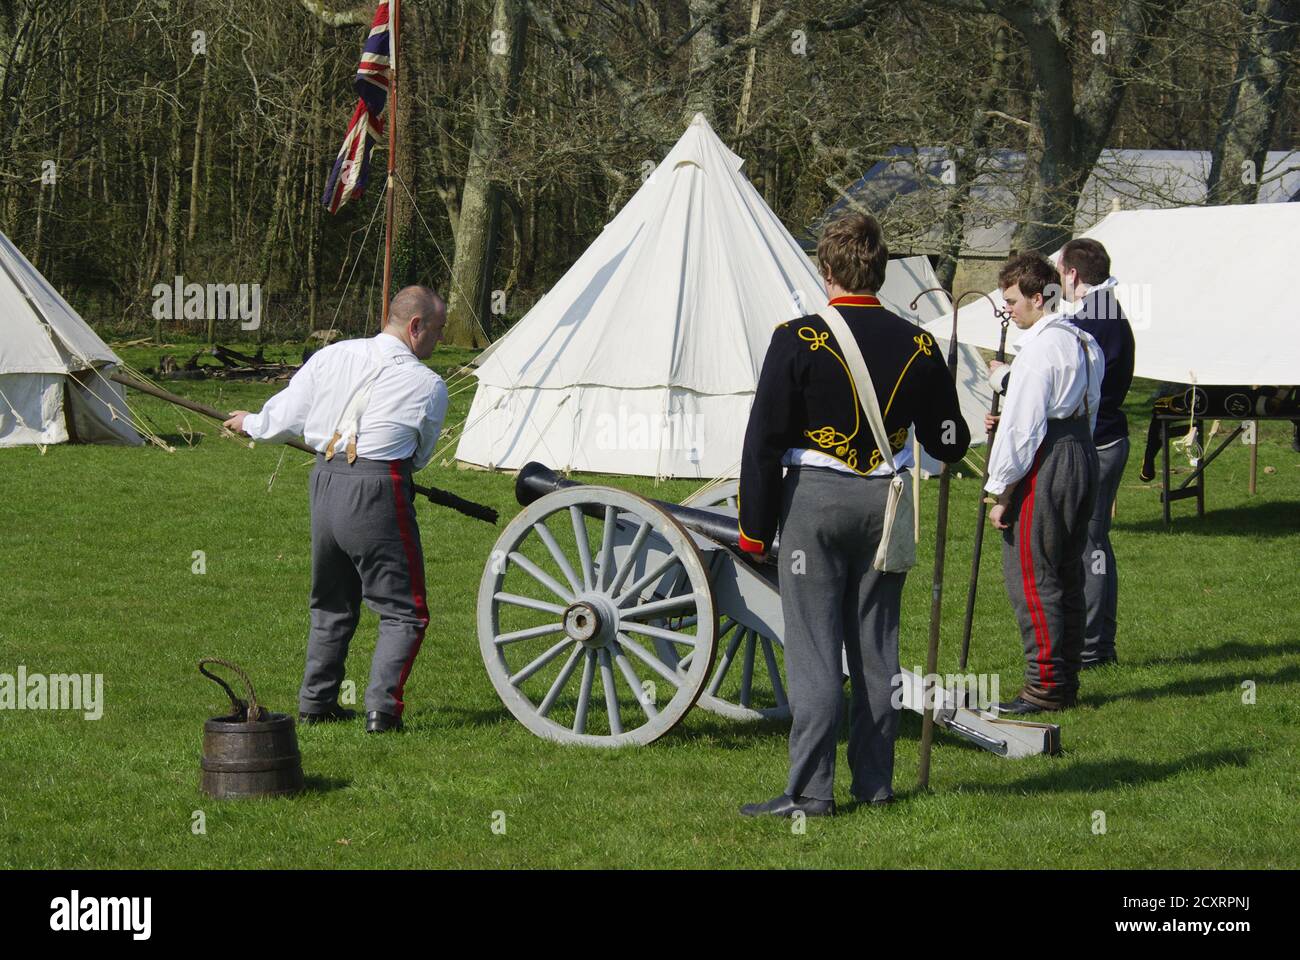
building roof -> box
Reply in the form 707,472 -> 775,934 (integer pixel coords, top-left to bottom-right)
805,147 -> 1300,256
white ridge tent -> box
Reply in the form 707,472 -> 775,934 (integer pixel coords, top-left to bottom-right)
456,114 -> 989,478
921,204 -> 1300,386
0,230 -> 140,447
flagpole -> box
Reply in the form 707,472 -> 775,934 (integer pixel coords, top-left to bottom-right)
381,0 -> 400,329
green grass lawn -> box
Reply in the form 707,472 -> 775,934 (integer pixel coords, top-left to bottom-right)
1,339 -> 1297,868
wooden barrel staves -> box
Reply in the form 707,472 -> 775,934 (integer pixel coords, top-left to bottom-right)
198,658 -> 304,799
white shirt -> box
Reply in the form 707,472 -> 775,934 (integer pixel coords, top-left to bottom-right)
783,438 -> 913,477
984,314 -> 1104,496
243,333 -> 448,471
1060,275 -> 1118,317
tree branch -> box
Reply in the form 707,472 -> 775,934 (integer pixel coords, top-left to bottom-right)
295,0 -> 371,28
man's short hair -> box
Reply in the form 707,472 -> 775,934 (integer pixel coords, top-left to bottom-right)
388,285 -> 444,327
1060,238 -> 1111,286
817,212 -> 889,293
998,252 -> 1061,309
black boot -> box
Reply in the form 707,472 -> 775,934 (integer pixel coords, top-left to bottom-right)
739,794 -> 836,818
365,710 -> 403,733
299,703 -> 357,725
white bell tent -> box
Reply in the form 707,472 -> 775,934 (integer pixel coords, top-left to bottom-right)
456,114 -> 989,478
0,230 -> 140,447
922,204 -> 1300,386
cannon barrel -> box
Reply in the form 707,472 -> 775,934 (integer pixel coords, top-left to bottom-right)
515,461 -> 748,550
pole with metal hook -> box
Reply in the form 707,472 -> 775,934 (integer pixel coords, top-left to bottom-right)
910,287 -> 1004,789
958,299 -> 1012,674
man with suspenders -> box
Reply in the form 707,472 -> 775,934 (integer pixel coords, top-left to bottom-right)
225,286 -> 449,733
985,255 -> 1104,714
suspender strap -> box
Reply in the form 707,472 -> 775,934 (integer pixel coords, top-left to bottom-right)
324,360 -> 387,464
1069,329 -> 1093,422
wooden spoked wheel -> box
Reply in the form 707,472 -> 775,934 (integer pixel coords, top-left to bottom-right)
478,486 -> 717,746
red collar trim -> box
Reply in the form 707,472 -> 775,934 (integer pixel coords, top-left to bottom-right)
828,294 -> 881,307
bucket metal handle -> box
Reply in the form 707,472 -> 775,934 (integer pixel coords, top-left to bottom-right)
198,658 -> 264,722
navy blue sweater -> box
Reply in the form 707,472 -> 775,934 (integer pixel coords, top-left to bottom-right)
1071,286 -> 1136,446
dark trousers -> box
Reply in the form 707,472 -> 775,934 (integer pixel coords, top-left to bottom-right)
778,467 -> 904,803
1083,437 -> 1128,660
301,455 -> 429,717
1001,419 -> 1099,707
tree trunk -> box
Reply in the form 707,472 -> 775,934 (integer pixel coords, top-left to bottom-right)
735,0 -> 763,136
935,26 -> 1009,292
684,0 -> 724,125
186,53 -> 210,247
997,0 -> 1176,254
308,19 -> 325,330
1206,0 -> 1300,205
445,0 -> 527,347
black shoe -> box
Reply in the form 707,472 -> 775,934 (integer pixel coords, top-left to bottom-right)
365,710 -> 403,733
851,795 -> 895,808
739,793 -> 836,818
1139,462 -> 1156,482
299,704 -> 357,725
1080,654 -> 1119,670
997,696 -> 1052,716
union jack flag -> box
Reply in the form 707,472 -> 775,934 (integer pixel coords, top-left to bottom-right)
322,0 -> 391,214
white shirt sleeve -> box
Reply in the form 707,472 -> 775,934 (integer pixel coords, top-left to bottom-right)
243,354 -> 317,444
984,361 -> 1053,496
410,378 -> 449,473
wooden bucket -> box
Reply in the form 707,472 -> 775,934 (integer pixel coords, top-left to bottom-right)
198,658 -> 304,799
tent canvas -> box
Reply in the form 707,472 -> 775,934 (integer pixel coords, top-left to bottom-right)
878,256 -> 993,476
0,230 -> 140,447
921,204 -> 1300,386
456,114 -> 989,478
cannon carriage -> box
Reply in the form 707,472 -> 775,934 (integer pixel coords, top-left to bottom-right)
478,462 -> 1059,756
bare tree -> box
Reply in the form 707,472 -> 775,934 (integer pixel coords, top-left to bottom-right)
1207,0 -> 1300,203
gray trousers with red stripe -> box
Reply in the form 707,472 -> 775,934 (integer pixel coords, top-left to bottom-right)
300,454 -> 428,717
1001,418 -> 1099,707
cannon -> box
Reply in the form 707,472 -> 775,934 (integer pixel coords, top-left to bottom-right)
477,462 -> 1060,756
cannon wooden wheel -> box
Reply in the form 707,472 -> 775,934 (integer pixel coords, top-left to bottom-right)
478,486 -> 718,746
680,482 -> 790,722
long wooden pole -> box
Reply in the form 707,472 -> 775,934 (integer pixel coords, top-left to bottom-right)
380,0 -> 400,329
108,371 -> 497,524
917,304 -> 964,791
958,317 -> 1010,673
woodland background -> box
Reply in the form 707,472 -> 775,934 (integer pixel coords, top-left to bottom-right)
1,0 -> 1297,346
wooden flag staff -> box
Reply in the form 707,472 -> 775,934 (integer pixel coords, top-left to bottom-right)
380,0 -> 401,329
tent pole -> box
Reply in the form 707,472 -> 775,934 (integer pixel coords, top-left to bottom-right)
1249,421 -> 1258,495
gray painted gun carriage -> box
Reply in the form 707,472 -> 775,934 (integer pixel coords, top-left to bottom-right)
478,462 -> 1059,756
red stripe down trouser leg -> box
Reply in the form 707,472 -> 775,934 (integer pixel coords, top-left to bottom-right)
301,456 -> 430,718
999,422 -> 1098,707
384,462 -> 429,716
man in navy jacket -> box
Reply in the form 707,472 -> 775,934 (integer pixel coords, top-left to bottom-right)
1057,239 -> 1134,667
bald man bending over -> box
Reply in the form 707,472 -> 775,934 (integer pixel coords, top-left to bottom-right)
225,287 -> 449,733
